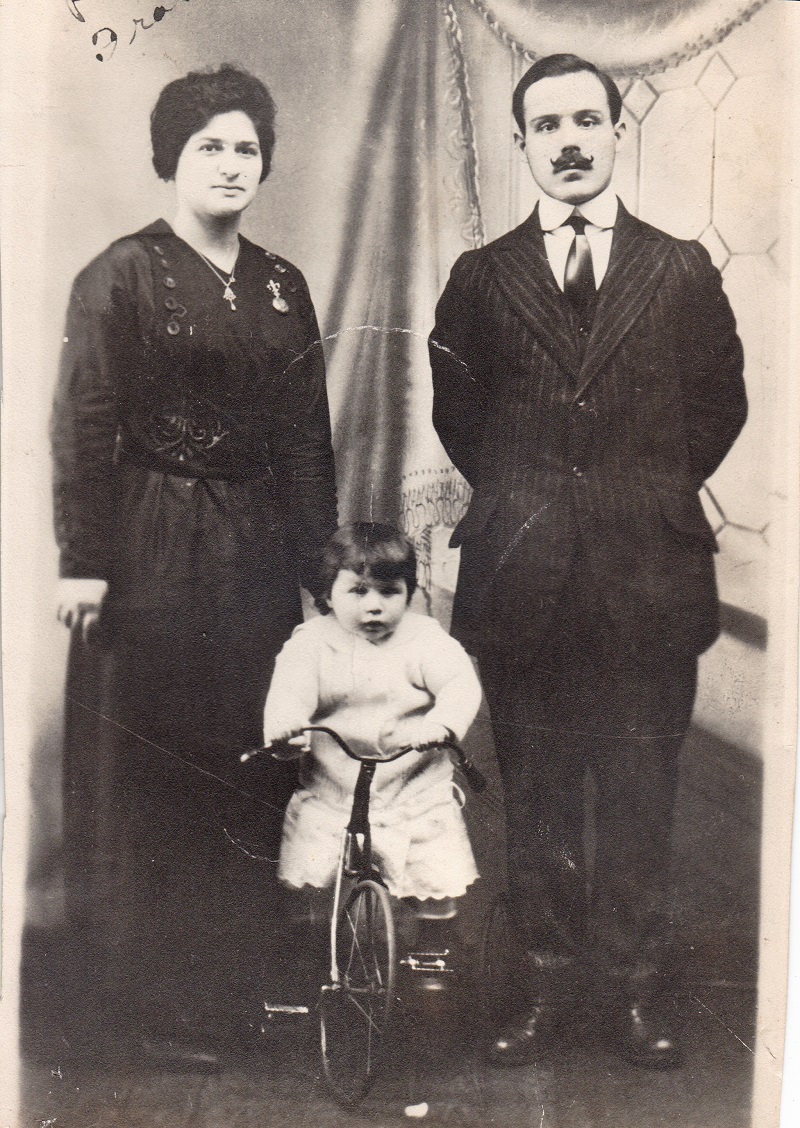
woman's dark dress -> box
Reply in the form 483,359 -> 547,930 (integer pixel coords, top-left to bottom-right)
52,220 -> 338,1042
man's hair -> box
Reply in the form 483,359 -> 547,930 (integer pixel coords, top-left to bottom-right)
317,523 -> 418,614
512,54 -> 622,132
150,64 -> 276,182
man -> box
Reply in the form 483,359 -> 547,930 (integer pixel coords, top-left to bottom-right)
429,54 -> 746,1068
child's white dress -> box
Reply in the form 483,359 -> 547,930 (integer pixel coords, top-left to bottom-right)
263,611 -> 482,901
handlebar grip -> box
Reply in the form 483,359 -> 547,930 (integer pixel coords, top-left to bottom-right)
433,735 -> 486,794
457,754 -> 487,794
240,737 -> 306,763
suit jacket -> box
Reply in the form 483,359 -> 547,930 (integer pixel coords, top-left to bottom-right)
429,202 -> 747,660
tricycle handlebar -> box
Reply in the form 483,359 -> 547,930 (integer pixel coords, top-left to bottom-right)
242,724 -> 486,793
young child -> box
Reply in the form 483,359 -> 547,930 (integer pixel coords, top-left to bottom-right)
262,522 -> 483,965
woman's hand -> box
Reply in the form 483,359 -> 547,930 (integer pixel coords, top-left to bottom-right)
56,578 -> 108,643
379,718 -> 451,754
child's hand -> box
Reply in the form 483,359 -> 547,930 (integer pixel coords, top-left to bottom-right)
263,717 -> 312,758
379,718 -> 451,754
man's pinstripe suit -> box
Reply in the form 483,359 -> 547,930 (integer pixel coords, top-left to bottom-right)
429,200 -> 747,1000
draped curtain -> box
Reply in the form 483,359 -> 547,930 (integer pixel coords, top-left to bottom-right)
316,2 -> 484,587
460,0 -> 770,73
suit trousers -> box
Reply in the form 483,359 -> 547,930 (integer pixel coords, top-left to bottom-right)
478,555 -> 698,1000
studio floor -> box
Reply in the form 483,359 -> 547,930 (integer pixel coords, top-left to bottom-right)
18,710 -> 761,1127
20,986 -> 756,1128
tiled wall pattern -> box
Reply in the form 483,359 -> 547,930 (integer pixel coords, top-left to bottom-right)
619,10 -> 784,756
620,49 -> 780,572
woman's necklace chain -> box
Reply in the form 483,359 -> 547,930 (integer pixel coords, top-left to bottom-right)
197,249 -> 238,310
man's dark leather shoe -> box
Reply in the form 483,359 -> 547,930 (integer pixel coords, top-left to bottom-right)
486,1003 -> 557,1067
606,1000 -> 682,1069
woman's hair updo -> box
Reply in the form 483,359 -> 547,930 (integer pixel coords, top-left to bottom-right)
150,64 -> 276,183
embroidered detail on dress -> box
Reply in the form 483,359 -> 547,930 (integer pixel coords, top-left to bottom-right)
147,403 -> 229,460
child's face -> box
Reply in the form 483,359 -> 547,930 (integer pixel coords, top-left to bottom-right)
328,569 -> 409,643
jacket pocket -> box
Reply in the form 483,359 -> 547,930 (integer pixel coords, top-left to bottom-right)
449,491 -> 498,548
654,484 -> 718,553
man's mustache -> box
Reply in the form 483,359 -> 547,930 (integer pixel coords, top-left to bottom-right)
551,153 -> 594,173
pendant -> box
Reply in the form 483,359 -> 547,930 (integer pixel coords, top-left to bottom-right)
223,284 -> 237,310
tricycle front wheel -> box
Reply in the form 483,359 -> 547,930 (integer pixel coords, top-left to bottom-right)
320,878 -> 396,1106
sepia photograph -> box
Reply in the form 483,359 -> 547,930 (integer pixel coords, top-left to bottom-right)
1,0 -> 797,1125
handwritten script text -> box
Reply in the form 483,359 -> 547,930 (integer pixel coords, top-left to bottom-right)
67,0 -> 190,62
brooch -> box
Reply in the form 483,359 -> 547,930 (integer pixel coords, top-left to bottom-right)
267,278 -> 289,315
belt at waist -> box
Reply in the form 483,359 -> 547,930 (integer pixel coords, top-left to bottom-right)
117,443 -> 273,482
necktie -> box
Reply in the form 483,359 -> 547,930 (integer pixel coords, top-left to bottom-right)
563,213 -> 595,328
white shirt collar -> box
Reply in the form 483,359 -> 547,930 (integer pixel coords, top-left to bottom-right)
538,186 -> 619,233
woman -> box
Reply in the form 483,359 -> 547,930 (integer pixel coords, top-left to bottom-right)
51,65 -> 338,1061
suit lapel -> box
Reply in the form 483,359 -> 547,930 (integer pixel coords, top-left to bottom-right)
573,203 -> 672,401
490,207 -> 582,377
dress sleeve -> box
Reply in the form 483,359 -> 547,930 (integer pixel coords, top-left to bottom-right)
418,622 -> 483,741
270,271 -> 339,598
51,256 -> 129,579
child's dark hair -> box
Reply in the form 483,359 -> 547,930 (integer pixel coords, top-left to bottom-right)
316,523 -> 417,614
